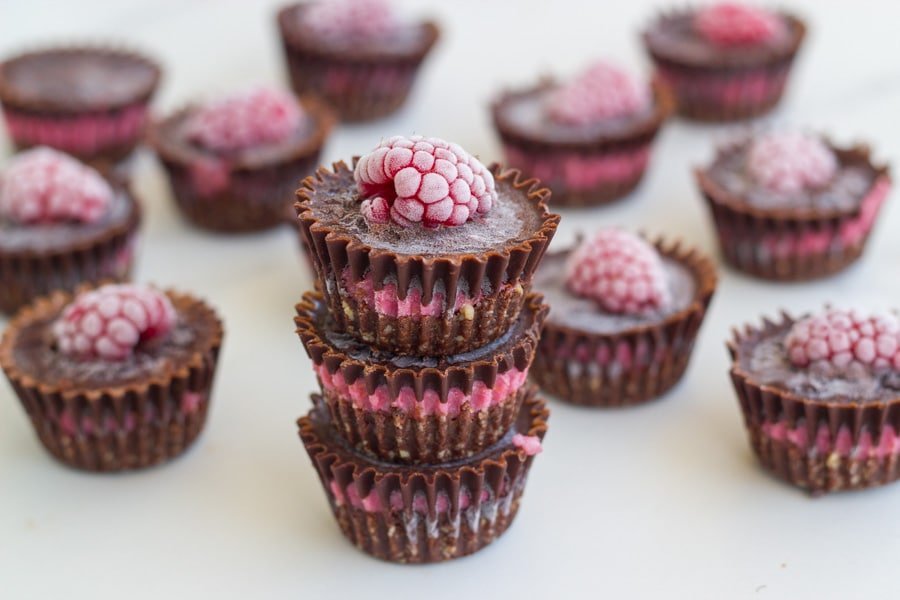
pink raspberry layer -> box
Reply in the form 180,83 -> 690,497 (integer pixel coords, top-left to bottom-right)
503,144 -> 650,193
55,392 -> 206,436
320,65 -> 412,96
555,338 -> 669,371
655,66 -> 789,108
2,104 -> 148,157
315,363 -> 528,415
761,420 -> 900,460
330,481 -> 496,514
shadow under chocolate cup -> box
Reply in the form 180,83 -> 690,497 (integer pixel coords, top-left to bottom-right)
298,386 -> 548,564
276,2 -> 439,122
492,79 -> 672,207
296,160 -> 559,356
0,287 -> 224,472
531,236 -> 717,407
729,314 -> 900,495
696,144 -> 891,282
295,290 -> 547,464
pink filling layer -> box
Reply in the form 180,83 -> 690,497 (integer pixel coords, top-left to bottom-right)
553,338 -> 668,371
316,362 -> 528,415
503,144 -> 650,192
55,392 -> 205,436
761,420 -> 900,459
321,65 -> 411,96
656,67 -> 787,106
329,480 -> 504,513
3,105 -> 148,155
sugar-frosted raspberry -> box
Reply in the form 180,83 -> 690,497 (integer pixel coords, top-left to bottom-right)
354,135 -> 497,228
512,434 -> 543,456
746,132 -> 838,194
54,284 -> 177,361
187,87 -> 303,153
695,2 -> 787,46
301,0 -> 396,39
0,147 -> 112,225
565,229 -> 671,315
785,309 -> 900,372
547,62 -> 651,125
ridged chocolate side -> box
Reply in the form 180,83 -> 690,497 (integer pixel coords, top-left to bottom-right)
298,387 -> 548,563
697,145 -> 891,281
0,288 -> 224,472
729,314 -> 900,494
531,237 -> 717,407
0,185 -> 142,315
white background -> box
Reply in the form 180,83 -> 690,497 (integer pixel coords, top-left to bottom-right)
2,1 -> 900,598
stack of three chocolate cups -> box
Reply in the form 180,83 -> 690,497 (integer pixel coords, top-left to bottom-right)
293,137 -> 560,563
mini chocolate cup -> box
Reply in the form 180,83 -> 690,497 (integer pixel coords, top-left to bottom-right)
729,314 -> 900,494
696,145 -> 891,281
643,11 -> 806,121
0,287 -> 224,472
0,185 -> 141,315
298,386 -> 548,563
492,80 -> 673,207
296,160 -> 560,356
531,236 -> 717,407
0,46 -> 161,162
277,3 -> 439,122
149,96 -> 335,234
295,290 -> 547,463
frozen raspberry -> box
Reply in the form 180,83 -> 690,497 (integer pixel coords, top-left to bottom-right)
187,87 -> 303,153
695,2 -> 786,46
565,229 -> 671,315
746,132 -> 838,194
547,62 -> 651,125
354,135 -> 497,228
0,147 -> 112,225
53,284 -> 177,361
785,309 -> 900,372
301,0 -> 396,39
512,434 -> 543,456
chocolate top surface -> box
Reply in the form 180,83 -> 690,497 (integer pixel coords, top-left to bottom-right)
704,140 -> 878,213
306,166 -> 544,257
534,250 -> 697,334
10,294 -> 219,392
0,48 -> 158,111
0,187 -> 136,253
644,11 -> 801,67
737,323 -> 900,403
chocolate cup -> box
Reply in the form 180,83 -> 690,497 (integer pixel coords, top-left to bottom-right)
0,184 -> 142,315
696,145 -> 891,281
295,290 -> 547,463
729,314 -> 900,494
296,160 -> 560,356
277,3 -> 439,122
492,80 -> 673,207
0,46 -> 161,162
642,11 -> 806,121
298,386 -> 548,563
0,288 -> 224,472
531,237 -> 717,407
150,96 -> 335,234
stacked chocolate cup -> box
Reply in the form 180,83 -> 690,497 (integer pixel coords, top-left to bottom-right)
293,152 -> 559,563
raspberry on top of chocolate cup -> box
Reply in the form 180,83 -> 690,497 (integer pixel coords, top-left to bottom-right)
150,86 -> 334,233
0,147 -> 141,314
695,131 -> 891,281
296,135 -> 560,356
0,283 -> 224,472
491,61 -> 672,207
729,308 -> 900,494
531,229 -> 717,407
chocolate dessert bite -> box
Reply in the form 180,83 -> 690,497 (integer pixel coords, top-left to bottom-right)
0,148 -> 141,314
696,132 -> 891,281
492,61 -> 672,207
643,3 -> 805,120
150,86 -> 334,233
0,46 -> 160,163
277,0 -> 439,121
531,229 -> 716,407
0,283 -> 224,472
730,309 -> 900,494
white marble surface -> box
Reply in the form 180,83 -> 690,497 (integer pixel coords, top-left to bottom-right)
2,1 -> 900,598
